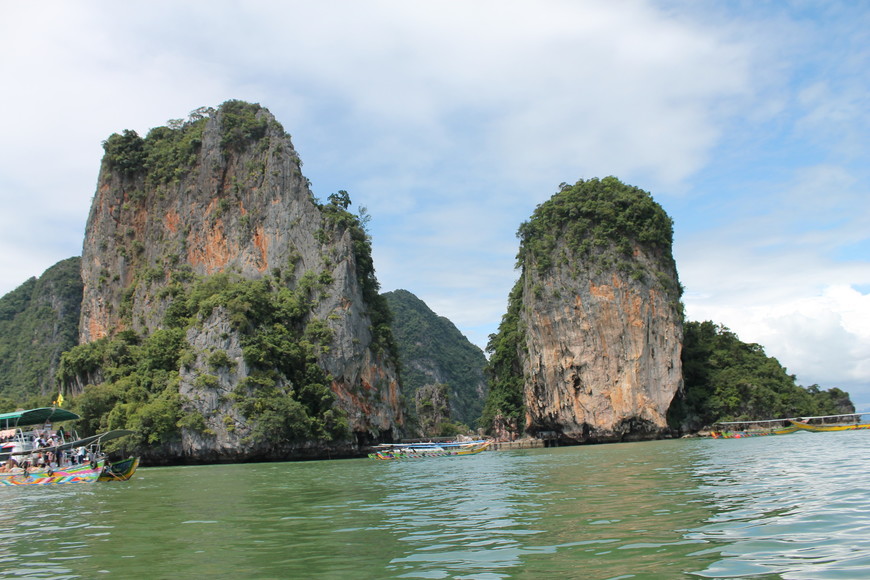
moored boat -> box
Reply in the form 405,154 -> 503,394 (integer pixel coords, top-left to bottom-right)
0,407 -> 135,486
99,456 -> 140,481
0,460 -> 105,486
790,420 -> 870,433
709,413 -> 870,438
368,439 -> 491,460
710,425 -> 799,438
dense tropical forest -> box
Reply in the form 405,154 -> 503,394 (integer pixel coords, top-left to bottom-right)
0,257 -> 81,408
668,321 -> 854,430
383,289 -> 487,433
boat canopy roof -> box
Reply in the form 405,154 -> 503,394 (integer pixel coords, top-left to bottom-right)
0,407 -> 81,428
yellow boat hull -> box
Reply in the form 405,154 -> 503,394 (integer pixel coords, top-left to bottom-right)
791,422 -> 870,433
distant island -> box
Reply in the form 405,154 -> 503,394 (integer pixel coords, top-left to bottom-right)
0,101 -> 853,463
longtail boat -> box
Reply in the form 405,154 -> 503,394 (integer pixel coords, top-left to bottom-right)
0,407 -> 136,486
790,420 -> 870,433
710,425 -> 799,438
368,439 -> 490,460
99,455 -> 141,481
0,460 -> 106,486
709,413 -> 870,438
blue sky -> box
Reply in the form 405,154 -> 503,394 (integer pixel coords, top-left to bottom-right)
1,1 -> 868,408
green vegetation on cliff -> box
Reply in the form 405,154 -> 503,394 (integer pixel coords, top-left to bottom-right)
321,192 -> 397,361
414,383 -> 458,437
517,177 -> 680,299
484,175 -> 853,435
59,328 -> 188,444
59,272 -> 349,447
483,177 -> 681,435
220,100 -> 269,151
481,279 -> 526,435
670,321 -> 854,429
102,100 -> 276,186
383,289 -> 486,431
0,258 -> 82,404
59,185 -> 392,450
63,102 -> 399,456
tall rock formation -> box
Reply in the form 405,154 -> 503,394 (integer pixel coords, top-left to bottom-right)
383,289 -> 487,430
70,100 -> 402,462
484,177 -> 683,443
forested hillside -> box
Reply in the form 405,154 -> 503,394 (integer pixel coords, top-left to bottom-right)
0,257 -> 82,406
669,320 -> 854,430
383,289 -> 487,429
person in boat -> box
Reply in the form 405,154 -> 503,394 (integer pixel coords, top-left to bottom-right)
0,457 -> 18,472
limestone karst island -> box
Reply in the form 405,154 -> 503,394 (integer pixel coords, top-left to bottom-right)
0,100 -> 853,464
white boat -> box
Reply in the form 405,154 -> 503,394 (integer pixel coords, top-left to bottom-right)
368,439 -> 490,460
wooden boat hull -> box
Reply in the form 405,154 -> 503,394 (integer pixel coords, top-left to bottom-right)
710,413 -> 870,438
0,460 -> 105,486
791,422 -> 870,433
710,425 -> 799,438
711,423 -> 870,438
99,456 -> 139,481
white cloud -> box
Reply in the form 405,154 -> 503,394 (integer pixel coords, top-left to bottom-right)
686,285 -> 870,404
0,0 -> 868,410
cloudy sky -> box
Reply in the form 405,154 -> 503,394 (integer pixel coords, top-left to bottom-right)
1,1 -> 868,407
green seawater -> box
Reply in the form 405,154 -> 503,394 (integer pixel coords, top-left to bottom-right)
1,432 -> 869,579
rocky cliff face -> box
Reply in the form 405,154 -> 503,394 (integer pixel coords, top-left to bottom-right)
76,101 -> 402,460
485,177 -> 683,443
521,242 -> 682,441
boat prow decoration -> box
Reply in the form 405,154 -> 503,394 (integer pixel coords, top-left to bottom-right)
99,456 -> 140,481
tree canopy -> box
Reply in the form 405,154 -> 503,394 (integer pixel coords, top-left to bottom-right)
383,289 -> 487,429
58,272 -> 350,449
0,258 -> 82,403
517,177 -> 676,279
669,321 -> 854,429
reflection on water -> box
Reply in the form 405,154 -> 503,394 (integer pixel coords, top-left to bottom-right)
0,432 -> 869,578
687,431 -> 870,579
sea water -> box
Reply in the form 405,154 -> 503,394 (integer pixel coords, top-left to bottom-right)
0,431 -> 868,579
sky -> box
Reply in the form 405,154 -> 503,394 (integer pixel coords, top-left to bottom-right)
1,1 -> 869,408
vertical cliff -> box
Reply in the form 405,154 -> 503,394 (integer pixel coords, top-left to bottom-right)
71,101 -> 402,461
484,177 -> 683,443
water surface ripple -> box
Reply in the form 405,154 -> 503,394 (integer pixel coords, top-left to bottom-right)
1,432 -> 868,578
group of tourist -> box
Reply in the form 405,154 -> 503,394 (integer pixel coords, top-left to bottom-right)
0,427 -> 91,473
